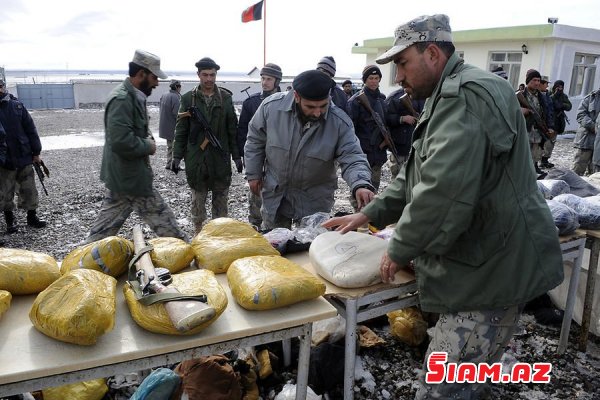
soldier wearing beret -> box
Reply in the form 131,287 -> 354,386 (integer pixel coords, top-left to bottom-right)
324,14 -> 563,398
172,57 -> 241,233
244,69 -> 374,230
85,50 -> 186,243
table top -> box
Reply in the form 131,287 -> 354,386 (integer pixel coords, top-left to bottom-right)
286,251 -> 416,299
559,229 -> 588,243
0,272 -> 337,385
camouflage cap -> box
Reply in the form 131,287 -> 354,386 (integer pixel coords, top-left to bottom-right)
132,49 -> 167,79
376,14 -> 452,65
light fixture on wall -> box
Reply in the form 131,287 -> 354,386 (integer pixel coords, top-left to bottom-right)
521,44 -> 529,54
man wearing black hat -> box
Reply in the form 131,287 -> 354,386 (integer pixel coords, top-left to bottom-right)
172,57 -> 242,233
316,56 -> 348,110
237,63 -> 282,228
159,79 -> 182,169
346,64 -> 388,210
324,14 -> 562,399
244,69 -> 374,230
85,50 -> 186,243
519,69 -> 555,175
342,80 -> 353,98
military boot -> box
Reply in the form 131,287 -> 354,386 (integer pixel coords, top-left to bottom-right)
4,210 -> 18,234
27,210 -> 47,228
540,157 -> 554,168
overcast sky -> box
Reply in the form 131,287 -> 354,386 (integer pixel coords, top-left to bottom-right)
2,0 -> 598,77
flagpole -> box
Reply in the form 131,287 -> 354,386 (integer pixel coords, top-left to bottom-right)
263,0 -> 267,65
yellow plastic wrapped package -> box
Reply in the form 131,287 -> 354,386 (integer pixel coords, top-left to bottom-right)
0,248 -> 60,294
0,290 -> 12,320
124,269 -> 228,335
192,218 -> 279,274
387,307 -> 428,347
61,236 -> 134,277
227,255 -> 326,310
29,269 -> 117,345
42,378 -> 108,400
148,237 -> 195,274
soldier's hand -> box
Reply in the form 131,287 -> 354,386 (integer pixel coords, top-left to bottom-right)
234,158 -> 243,173
33,155 -> 42,164
248,179 -> 263,196
147,138 -> 157,155
170,158 -> 181,175
401,115 -> 418,125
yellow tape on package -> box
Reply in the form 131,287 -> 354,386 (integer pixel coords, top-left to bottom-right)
29,269 -> 117,345
61,236 -> 134,277
0,290 -> 12,320
0,248 -> 60,295
148,237 -> 195,274
192,218 -> 279,274
227,255 -> 326,310
124,269 -> 228,335
42,378 -> 108,400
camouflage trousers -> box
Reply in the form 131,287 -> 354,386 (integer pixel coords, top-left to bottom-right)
530,142 -> 542,163
414,304 -> 523,400
572,149 -> 593,176
542,139 -> 554,158
165,139 -> 174,167
85,189 -> 186,244
248,190 -> 262,227
350,164 -> 382,212
191,183 -> 229,233
0,165 -> 39,212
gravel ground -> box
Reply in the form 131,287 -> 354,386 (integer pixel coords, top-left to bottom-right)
2,107 -> 600,399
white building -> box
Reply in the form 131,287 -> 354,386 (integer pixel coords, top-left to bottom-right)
353,23 -> 600,131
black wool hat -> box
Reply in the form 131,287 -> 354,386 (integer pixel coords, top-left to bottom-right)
362,65 -> 382,83
260,63 -> 283,80
342,79 -> 353,86
293,70 -> 335,101
526,69 -> 541,84
195,57 -> 220,71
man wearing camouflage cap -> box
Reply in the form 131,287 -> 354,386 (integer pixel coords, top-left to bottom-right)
324,14 -> 563,398
236,63 -> 283,228
85,50 -> 186,243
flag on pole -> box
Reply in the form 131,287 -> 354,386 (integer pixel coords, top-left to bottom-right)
241,1 -> 264,23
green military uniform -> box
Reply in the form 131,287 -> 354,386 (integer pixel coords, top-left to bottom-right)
173,85 -> 239,232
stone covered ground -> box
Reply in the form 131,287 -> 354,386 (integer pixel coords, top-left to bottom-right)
1,107 -> 599,399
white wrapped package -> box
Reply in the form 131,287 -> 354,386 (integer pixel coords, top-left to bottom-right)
309,231 -> 387,288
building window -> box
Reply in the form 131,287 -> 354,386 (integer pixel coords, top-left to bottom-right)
489,52 -> 522,89
569,53 -> 598,97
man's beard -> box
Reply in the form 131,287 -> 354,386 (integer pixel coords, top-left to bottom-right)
296,103 -> 324,124
139,77 -> 154,96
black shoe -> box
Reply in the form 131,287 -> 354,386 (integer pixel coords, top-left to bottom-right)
27,210 -> 47,228
534,162 -> 544,174
4,210 -> 17,234
534,307 -> 564,326
537,172 -> 548,180
540,159 -> 555,169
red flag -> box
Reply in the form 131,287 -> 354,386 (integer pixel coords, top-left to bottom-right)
241,1 -> 264,23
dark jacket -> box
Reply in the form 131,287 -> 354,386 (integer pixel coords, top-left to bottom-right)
362,54 -> 563,313
158,89 -> 181,141
0,93 -> 42,170
331,86 -> 348,112
385,88 -> 425,157
100,78 -> 155,196
173,85 -> 239,190
237,92 -> 268,157
0,121 -> 6,166
551,91 -> 572,134
346,87 -> 388,167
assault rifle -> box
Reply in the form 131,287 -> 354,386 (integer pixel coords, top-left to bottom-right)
128,225 -> 215,332
33,160 -> 50,196
399,93 -> 420,118
178,106 -> 224,152
355,92 -> 401,164
516,91 -> 556,141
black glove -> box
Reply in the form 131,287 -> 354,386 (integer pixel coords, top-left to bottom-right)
234,158 -> 243,173
170,158 -> 181,174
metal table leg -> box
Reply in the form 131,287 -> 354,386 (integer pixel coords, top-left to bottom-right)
344,298 -> 358,400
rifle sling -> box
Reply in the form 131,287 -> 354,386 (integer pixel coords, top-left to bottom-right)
127,244 -> 208,305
